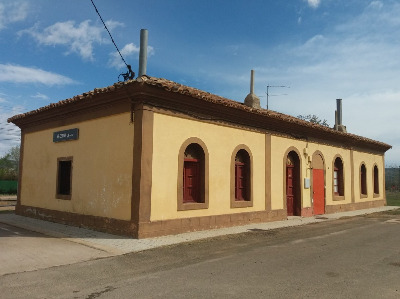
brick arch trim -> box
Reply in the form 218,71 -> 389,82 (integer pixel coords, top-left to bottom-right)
177,137 -> 209,211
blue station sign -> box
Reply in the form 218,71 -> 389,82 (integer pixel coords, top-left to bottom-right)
53,128 -> 79,143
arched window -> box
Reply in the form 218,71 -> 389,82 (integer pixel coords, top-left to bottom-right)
235,149 -> 251,201
373,165 -> 379,195
286,151 -> 301,216
360,163 -> 367,196
183,143 -> 205,203
231,145 -> 253,208
333,157 -> 344,196
177,138 -> 209,211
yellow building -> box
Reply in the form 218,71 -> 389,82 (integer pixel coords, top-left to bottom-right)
8,76 -> 391,238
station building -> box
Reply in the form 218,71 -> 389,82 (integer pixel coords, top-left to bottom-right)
8,75 -> 391,238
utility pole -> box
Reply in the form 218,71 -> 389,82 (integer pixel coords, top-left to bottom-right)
266,85 -> 290,110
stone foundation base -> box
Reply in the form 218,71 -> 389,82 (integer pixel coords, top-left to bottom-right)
15,199 -> 385,238
138,209 -> 287,238
15,204 -> 287,239
16,205 -> 137,237
301,207 -> 313,217
325,199 -> 385,214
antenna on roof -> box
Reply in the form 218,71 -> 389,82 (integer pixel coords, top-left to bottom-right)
265,85 -> 290,110
90,0 -> 135,81
118,65 -> 134,82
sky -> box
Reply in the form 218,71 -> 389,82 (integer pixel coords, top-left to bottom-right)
0,0 -> 399,165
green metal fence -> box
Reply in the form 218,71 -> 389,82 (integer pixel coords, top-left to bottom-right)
386,167 -> 400,191
0,180 -> 18,194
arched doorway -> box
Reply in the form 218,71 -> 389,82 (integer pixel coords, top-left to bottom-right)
286,151 -> 301,216
312,152 -> 325,215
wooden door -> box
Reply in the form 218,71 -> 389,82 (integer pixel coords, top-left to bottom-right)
286,164 -> 295,216
313,169 -> 325,215
183,161 -> 200,203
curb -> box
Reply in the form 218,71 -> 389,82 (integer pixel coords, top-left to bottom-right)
0,206 -> 398,255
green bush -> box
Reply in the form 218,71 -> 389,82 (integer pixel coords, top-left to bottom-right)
0,180 -> 18,194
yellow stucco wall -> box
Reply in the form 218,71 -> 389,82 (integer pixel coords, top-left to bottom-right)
270,135 -> 385,209
270,136 -> 308,210
20,112 -> 134,220
151,113 -> 266,221
151,112 -> 386,221
19,106 -> 385,223
352,151 -> 385,201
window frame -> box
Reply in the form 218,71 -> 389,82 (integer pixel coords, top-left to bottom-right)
183,157 -> 202,204
373,165 -> 379,196
332,156 -> 344,200
177,138 -> 209,211
231,145 -> 253,208
56,156 -> 73,200
360,163 -> 367,198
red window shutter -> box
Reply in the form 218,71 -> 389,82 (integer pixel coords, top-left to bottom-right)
235,162 -> 246,201
183,160 -> 200,203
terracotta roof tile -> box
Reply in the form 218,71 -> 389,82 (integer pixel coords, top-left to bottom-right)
7,75 -> 391,151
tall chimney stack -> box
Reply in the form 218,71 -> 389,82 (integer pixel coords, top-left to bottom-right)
138,29 -> 148,77
337,98 -> 342,126
244,70 -> 261,109
334,98 -> 347,132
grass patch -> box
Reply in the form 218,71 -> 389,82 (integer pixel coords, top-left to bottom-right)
386,191 -> 400,206
384,209 -> 400,215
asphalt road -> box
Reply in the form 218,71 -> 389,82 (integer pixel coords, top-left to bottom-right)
1,211 -> 400,299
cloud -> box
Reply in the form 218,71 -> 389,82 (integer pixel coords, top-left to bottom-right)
109,43 -> 140,69
368,1 -> 383,10
19,20 -> 123,60
0,101 -> 22,156
305,0 -> 321,9
0,1 -> 29,30
108,43 -> 155,69
191,2 -> 399,163
0,64 -> 76,85
298,16 -> 302,24
31,92 -> 49,100
260,1 -> 400,163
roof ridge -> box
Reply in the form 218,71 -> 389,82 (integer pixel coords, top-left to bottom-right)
7,76 -> 391,150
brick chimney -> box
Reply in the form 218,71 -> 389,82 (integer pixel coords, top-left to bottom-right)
244,70 -> 261,109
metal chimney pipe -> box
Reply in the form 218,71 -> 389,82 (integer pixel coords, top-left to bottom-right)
138,29 -> 148,77
334,110 -> 338,130
336,98 -> 342,126
250,70 -> 255,94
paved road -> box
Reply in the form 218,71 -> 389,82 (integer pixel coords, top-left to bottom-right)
1,211 -> 399,298
0,222 -> 111,276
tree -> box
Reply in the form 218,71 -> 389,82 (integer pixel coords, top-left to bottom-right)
0,145 -> 20,180
297,114 -> 330,127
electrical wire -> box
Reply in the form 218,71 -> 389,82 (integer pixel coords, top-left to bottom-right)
90,0 -> 128,68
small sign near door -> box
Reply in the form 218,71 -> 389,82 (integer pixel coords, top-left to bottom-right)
53,128 -> 79,143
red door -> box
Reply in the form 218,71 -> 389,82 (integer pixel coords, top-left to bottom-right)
183,161 -> 200,203
286,165 -> 295,216
235,162 -> 246,200
313,169 -> 325,215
